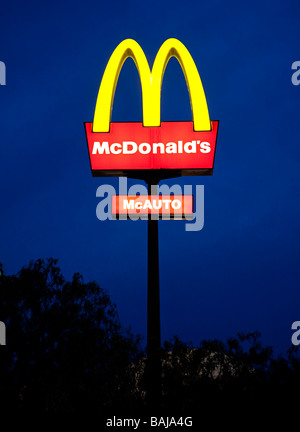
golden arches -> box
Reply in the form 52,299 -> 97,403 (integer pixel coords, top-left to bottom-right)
93,39 -> 211,132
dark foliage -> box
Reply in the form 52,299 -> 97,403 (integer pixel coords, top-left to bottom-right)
157,333 -> 300,411
0,258 -> 299,415
0,258 -> 141,412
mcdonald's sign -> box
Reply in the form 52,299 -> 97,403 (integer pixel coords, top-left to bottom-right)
85,39 -> 219,179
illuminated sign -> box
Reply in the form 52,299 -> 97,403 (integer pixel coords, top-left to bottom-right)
112,195 -> 193,219
85,38 -> 219,178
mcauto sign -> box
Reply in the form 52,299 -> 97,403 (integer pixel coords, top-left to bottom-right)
112,195 -> 194,219
85,38 -> 219,180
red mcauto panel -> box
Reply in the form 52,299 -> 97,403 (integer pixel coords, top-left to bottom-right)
112,195 -> 193,218
85,121 -> 218,176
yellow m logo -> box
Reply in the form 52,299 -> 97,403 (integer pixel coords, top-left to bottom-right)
93,39 -> 211,133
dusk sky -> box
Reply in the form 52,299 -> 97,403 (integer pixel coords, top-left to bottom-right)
0,0 -> 299,354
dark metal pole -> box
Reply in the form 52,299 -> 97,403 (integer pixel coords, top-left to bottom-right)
146,180 -> 161,409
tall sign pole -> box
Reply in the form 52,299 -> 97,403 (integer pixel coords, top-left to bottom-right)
146,180 -> 161,408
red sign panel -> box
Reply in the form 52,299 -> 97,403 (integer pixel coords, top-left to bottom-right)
85,121 -> 218,178
112,195 -> 193,219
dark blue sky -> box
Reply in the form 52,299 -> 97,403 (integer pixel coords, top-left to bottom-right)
0,0 -> 299,354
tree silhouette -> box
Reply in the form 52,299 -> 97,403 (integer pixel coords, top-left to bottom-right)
0,258 -> 141,412
0,258 -> 299,416
155,332 -> 300,412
